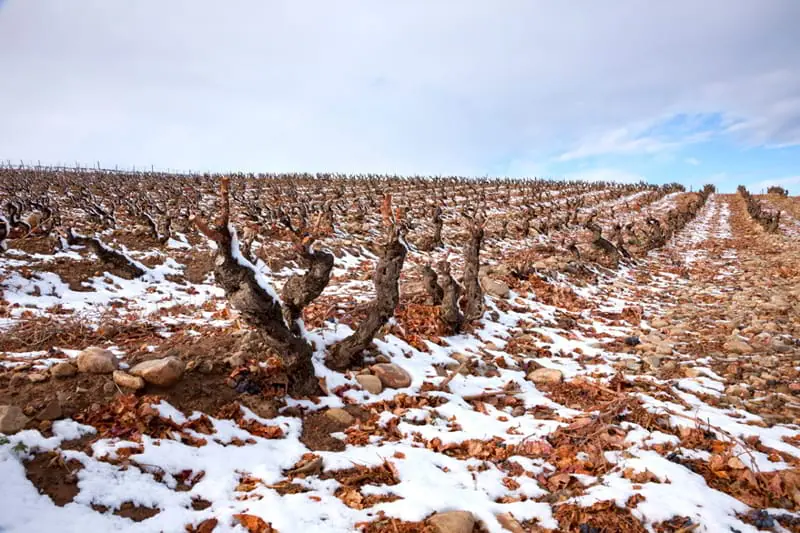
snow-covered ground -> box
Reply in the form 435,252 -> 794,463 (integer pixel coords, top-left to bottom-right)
2,193 -> 800,532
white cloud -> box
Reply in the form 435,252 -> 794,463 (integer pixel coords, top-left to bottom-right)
685,158 -> 701,165
749,175 -> 800,193
557,127 -> 679,161
0,0 -> 798,174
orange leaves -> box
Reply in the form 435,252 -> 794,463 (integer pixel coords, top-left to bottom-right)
215,402 -> 285,440
392,303 -> 448,347
236,474 -> 264,493
514,439 -> 554,458
336,486 -> 365,509
238,419 -> 285,440
186,518 -> 218,533
623,468 -> 661,485
76,394 -> 179,442
233,514 -> 275,533
625,493 -> 646,508
327,460 -> 402,510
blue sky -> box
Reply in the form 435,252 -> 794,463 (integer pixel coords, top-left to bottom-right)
0,1 -> 798,193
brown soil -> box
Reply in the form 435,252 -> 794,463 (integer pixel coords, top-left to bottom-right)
174,250 -> 215,284
1,328 -> 259,435
1,364 -> 249,427
113,502 -> 161,522
8,236 -> 59,255
191,497 -> 212,510
108,229 -> 162,252
26,256 -> 100,292
300,412 -> 350,451
300,406 -> 369,451
24,452 -> 83,506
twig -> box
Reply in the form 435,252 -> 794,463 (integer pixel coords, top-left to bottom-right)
439,361 -> 467,391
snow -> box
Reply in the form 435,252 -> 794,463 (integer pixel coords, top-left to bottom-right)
1,192 -> 798,532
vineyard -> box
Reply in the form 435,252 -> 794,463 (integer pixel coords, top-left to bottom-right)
0,167 -> 799,532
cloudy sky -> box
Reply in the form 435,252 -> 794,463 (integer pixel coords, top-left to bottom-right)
1,1 -> 799,193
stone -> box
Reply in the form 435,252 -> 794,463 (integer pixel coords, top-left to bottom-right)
635,343 -> 654,354
527,367 -> 564,384
771,341 -> 792,354
725,384 -> 751,398
683,367 -> 703,378
480,277 -> 510,299
428,511 -> 475,533
723,339 -> 753,355
241,396 -> 278,419
660,361 -> 678,372
644,356 -> 662,369
355,374 -> 383,394
481,364 -> 500,378
130,356 -> 185,387
325,408 -> 355,425
449,354 -> 472,375
28,372 -> 49,383
372,363 -> 412,389
76,347 -> 118,374
624,336 -> 640,346
643,333 -> 664,344
761,356 -> 779,368
50,362 -> 77,378
655,343 -> 673,355
651,318 -> 669,328
624,360 -> 642,372
0,405 -> 29,434
496,513 -> 526,533
35,400 -> 62,421
113,370 -> 145,390
224,351 -> 247,368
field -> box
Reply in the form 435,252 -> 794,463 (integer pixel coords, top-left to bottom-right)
1,168 -> 799,532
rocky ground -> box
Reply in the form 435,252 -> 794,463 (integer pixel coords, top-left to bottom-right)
1,193 -> 799,532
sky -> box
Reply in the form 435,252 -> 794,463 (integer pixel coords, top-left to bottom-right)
0,1 -> 798,193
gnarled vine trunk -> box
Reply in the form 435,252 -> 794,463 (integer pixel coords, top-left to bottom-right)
326,224 -> 407,370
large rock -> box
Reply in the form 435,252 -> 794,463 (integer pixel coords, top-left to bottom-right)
650,318 -> 669,328
113,370 -> 145,391
50,362 -> 77,378
480,277 -> 510,299
372,363 -> 412,389
724,339 -> 754,354
130,356 -> 185,387
35,400 -> 62,421
355,374 -> 383,394
428,511 -> 475,533
771,340 -> 792,353
28,372 -> 49,383
325,408 -> 355,425
0,405 -> 29,434
644,355 -> 661,370
655,343 -> 673,355
527,367 -> 564,384
725,384 -> 751,399
76,347 -> 119,374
